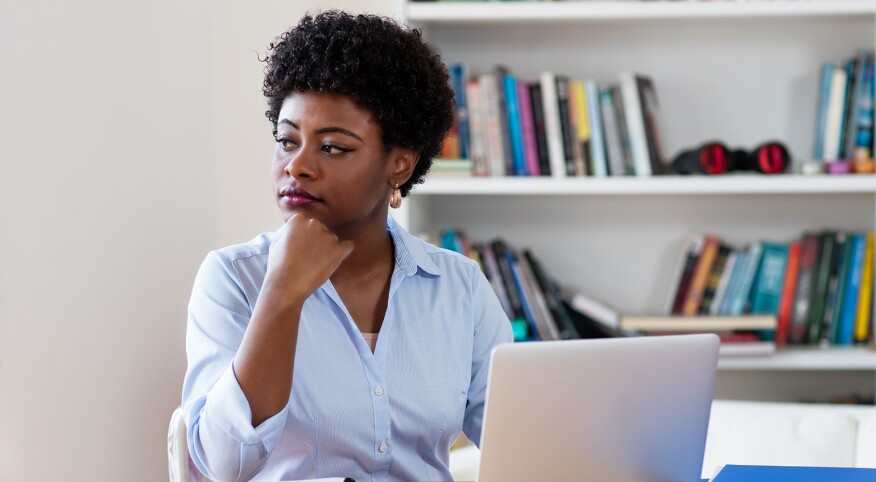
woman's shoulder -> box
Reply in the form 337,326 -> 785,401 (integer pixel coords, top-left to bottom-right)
205,232 -> 274,267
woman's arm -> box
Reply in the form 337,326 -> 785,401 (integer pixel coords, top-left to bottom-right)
183,214 -> 352,481
463,264 -> 515,447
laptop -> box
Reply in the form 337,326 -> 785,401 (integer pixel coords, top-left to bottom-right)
476,334 -> 720,482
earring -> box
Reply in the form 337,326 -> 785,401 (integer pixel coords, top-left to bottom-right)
389,183 -> 402,209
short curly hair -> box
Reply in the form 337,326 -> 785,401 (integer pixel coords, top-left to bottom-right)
262,10 -> 455,197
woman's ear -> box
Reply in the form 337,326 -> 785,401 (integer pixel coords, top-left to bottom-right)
389,147 -> 419,186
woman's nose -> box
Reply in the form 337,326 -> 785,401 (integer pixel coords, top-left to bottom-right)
283,149 -> 317,179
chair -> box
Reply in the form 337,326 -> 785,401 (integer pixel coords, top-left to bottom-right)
168,405 -> 212,482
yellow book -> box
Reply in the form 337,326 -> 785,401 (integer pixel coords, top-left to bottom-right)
854,232 -> 875,342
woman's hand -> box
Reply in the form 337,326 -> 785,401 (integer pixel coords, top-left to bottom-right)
264,213 -> 355,304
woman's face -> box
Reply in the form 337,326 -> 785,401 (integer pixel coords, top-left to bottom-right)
272,91 -> 414,234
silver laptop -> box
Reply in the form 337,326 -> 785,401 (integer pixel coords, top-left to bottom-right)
477,334 -> 720,482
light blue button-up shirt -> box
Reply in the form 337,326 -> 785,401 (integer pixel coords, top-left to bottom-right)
182,217 -> 513,482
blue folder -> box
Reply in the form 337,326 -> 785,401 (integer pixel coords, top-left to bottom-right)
711,464 -> 876,481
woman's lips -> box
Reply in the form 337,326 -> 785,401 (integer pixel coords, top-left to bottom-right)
279,187 -> 320,207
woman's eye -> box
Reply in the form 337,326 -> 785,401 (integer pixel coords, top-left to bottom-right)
322,144 -> 350,155
277,138 -> 297,151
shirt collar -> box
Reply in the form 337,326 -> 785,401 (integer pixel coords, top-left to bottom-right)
387,215 -> 442,277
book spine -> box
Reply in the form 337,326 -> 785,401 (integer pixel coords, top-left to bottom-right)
477,244 -> 515,327
789,233 -> 820,343
710,251 -> 738,316
571,80 -> 591,177
515,249 -> 561,340
517,81 -> 540,176
598,87 -> 622,177
823,67 -> 848,161
503,74 -> 526,176
492,240 -> 531,338
838,234 -> 866,345
555,75 -> 577,176
807,232 -> 836,343
449,63 -> 470,161
825,233 -> 850,344
750,242 -> 790,316
838,57 -> 856,159
665,234 -> 705,315
523,250 -> 581,339
585,80 -> 607,180
854,233 -> 874,342
682,235 -> 722,316
529,83 -> 552,176
776,241 -> 801,346
611,84 -> 634,176
728,242 -> 763,317
855,54 -> 875,155
814,63 -> 834,160
636,75 -> 667,174
503,247 -> 540,340
465,80 -> 487,176
480,73 -> 507,176
539,71 -> 567,178
494,66 -> 515,175
700,243 -> 732,315
717,251 -> 747,316
619,72 -> 651,176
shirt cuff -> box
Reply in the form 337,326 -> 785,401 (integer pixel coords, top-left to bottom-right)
204,361 -> 290,452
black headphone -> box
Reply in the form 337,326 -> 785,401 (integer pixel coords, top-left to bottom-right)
671,141 -> 791,175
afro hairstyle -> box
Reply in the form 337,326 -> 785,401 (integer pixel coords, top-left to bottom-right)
262,10 -> 456,197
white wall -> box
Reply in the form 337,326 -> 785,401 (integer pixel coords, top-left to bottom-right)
0,1 -> 390,480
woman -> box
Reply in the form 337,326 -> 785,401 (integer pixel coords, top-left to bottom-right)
182,11 -> 513,482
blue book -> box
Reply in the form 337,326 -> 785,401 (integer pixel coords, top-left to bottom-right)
712,464 -> 876,482
837,233 -> 866,345
448,63 -> 470,160
718,251 -> 747,316
728,242 -> 763,316
504,248 -> 540,340
503,74 -> 527,176
814,63 -> 834,160
750,242 -> 789,315
585,80 -> 608,177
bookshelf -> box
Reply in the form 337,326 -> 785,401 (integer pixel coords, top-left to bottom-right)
397,0 -> 876,403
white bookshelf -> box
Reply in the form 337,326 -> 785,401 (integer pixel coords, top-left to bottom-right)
398,0 -> 876,402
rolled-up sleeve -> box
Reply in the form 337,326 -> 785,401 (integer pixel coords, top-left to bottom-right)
182,251 -> 288,482
462,265 -> 514,448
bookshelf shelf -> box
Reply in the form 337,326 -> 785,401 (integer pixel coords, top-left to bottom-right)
416,174 -> 876,196
406,1 -> 876,24
718,347 -> 876,371
399,0 -> 876,402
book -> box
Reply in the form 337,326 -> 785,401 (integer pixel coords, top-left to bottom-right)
490,240 -> 530,339
555,75 -> 576,177
567,291 -> 620,330
611,83 -> 635,176
584,80 -> 607,179
775,241 -> 801,346
599,86 -> 622,177
512,246 -> 560,340
479,73 -> 507,176
750,242 -> 789,316
700,243 -> 733,315
465,79 -> 488,176
789,233 -> 821,344
710,251 -> 737,316
619,72 -> 651,176
727,242 -> 763,317
503,74 -> 526,176
516,80 -> 540,176
717,250 -> 748,316
711,464 -> 876,482
539,71 -> 567,178
837,233 -> 867,345
666,234 -> 705,315
682,235 -> 722,316
636,75 -> 668,174
528,83 -> 552,176
808,231 -> 837,344
448,63 -> 470,161
823,66 -> 849,161
571,80 -> 591,177
523,250 -> 580,340
824,233 -> 850,344
813,63 -> 834,160
853,233 -> 874,343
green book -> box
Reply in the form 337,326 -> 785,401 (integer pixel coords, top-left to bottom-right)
826,233 -> 852,344
807,231 -> 836,344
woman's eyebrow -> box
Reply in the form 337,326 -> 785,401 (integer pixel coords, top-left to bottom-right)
277,119 -> 363,142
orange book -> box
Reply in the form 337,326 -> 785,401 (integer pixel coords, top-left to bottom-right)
776,241 -> 802,346
682,235 -> 722,315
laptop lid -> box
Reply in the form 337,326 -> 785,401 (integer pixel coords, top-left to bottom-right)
477,334 -> 720,482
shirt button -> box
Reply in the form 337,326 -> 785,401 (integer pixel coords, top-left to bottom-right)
378,442 -> 389,454
374,385 -> 384,397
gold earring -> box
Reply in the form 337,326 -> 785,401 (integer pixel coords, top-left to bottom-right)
389,183 -> 402,209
